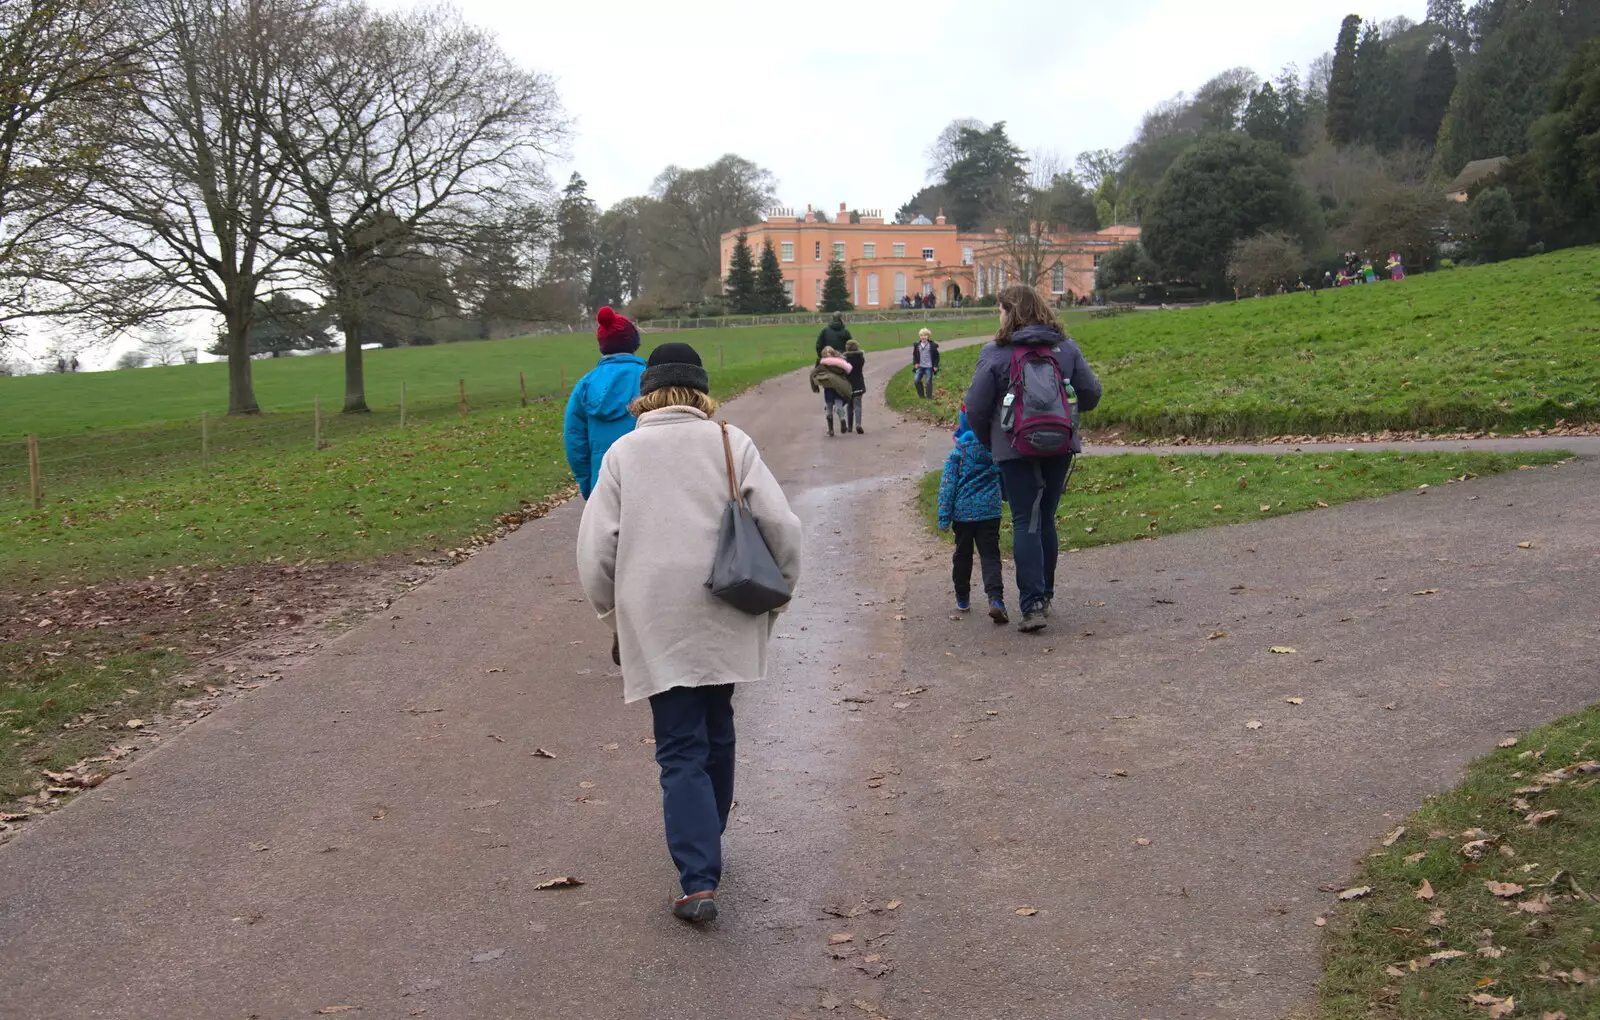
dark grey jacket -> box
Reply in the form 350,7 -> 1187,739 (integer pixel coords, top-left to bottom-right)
963,324 -> 1102,462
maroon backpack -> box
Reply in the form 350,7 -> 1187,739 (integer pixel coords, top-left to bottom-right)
999,344 -> 1076,457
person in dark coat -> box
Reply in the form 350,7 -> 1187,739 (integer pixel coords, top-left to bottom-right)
843,339 -> 867,434
963,284 -> 1101,633
911,328 -> 940,399
816,314 -> 851,360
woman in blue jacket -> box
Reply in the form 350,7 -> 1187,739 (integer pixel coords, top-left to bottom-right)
564,307 -> 647,499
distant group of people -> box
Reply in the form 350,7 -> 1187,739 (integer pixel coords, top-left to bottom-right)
899,291 -> 941,309
1326,250 -> 1406,289
559,286 -> 1100,926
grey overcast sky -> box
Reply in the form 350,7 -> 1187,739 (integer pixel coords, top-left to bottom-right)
437,0 -> 1429,211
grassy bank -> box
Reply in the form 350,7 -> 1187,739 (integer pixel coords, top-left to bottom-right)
916,449 -> 1572,558
890,246 -> 1600,438
1317,704 -> 1600,1020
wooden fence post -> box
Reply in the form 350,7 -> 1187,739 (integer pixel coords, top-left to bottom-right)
458,378 -> 467,418
201,410 -> 210,471
519,371 -> 527,408
400,382 -> 407,427
27,433 -> 41,510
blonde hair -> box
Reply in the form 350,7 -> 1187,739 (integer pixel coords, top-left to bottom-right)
918,328 -> 932,340
629,386 -> 719,417
995,284 -> 1060,345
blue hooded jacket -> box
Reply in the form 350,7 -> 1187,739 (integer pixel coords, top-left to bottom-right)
564,353 -> 647,499
938,416 -> 1004,528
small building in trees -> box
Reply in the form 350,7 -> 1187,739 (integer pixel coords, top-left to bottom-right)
1447,157 -> 1510,202
721,202 -> 1139,309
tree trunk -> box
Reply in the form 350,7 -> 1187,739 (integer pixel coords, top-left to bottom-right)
342,317 -> 369,413
226,313 -> 260,415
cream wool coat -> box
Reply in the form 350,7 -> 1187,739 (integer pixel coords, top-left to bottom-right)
575,407 -> 804,704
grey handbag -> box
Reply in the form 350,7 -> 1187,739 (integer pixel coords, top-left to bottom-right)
706,422 -> 793,614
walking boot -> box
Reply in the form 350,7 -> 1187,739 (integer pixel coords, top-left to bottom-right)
672,890 -> 718,923
914,379 -> 925,399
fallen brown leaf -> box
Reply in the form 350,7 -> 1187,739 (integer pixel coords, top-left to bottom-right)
315,1009 -> 360,1016
1416,880 -> 1435,901
1314,915 -> 1326,926
1405,852 -> 1428,865
1339,886 -> 1372,901
1430,949 -> 1467,963
1134,837 -> 1152,846
1469,992 -> 1515,1017
1497,737 -> 1519,748
1015,906 -> 1039,916
829,933 -> 854,945
1523,809 -> 1560,827
1285,697 -> 1304,705
885,900 -> 901,911
533,876 -> 584,890
1270,646 -> 1297,654
1517,541 -> 1533,549
1428,908 -> 1447,926
531,748 -> 556,759
1383,826 -> 1407,847
1485,881 -> 1524,898
1245,720 -> 1264,730
1207,630 -> 1227,640
1412,589 -> 1438,596
1517,897 -> 1551,914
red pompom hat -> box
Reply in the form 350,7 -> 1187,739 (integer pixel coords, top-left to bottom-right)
595,306 -> 640,356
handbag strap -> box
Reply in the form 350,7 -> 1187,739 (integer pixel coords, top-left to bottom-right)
718,421 -> 743,510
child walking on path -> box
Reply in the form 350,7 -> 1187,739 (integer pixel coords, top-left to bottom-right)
563,306 -> 647,499
911,328 -> 941,399
576,342 -> 804,924
843,339 -> 866,434
811,346 -> 855,436
937,409 -> 1008,623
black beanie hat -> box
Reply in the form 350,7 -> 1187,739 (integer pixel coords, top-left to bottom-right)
639,342 -> 709,396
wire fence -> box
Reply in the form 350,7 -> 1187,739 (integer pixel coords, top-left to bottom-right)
1,373 -> 557,510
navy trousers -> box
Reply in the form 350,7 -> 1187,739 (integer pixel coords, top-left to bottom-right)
648,683 -> 736,895
999,456 -> 1074,614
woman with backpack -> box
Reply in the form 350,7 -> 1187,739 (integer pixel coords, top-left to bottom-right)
963,285 -> 1101,633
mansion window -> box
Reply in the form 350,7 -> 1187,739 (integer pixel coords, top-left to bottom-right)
1051,264 -> 1066,293
814,241 -> 821,260
833,241 -> 846,261
781,241 -> 794,262
962,247 -> 973,265
783,279 -> 794,301
867,273 -> 879,305
922,247 -> 935,262
863,242 -> 876,259
894,273 -> 906,302
893,243 -> 906,257
1093,254 -> 1103,268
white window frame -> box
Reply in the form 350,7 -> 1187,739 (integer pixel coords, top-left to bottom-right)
893,272 -> 906,302
962,247 -> 973,265
814,241 -> 821,260
863,242 -> 876,259
923,282 -> 933,297
893,242 -> 906,258
1093,254 -> 1103,269
1051,264 -> 1066,294
815,279 -> 822,307
783,279 -> 794,301
867,273 -> 879,306
832,241 -> 846,262
922,247 -> 935,262
781,241 -> 794,262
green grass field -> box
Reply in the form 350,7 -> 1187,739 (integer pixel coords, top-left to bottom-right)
890,246 -> 1600,438
0,318 -> 992,507
1317,704 -> 1600,1020
917,449 -> 1572,562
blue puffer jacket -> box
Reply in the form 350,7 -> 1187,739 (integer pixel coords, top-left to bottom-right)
563,354 -> 646,499
937,429 -> 1004,527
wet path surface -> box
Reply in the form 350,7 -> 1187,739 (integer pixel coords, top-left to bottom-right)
2,347 -> 1598,1019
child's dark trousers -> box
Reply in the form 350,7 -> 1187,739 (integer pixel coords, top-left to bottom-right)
952,518 -> 1004,603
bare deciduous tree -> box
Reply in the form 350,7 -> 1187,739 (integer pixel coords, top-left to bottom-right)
77,0 -> 317,414
971,151 -> 1076,296
269,2 -> 566,412
1227,231 -> 1306,295
0,0 -> 148,348
924,117 -> 986,182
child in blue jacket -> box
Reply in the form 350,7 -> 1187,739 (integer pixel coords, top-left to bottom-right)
937,409 -> 1008,623
564,307 -> 647,499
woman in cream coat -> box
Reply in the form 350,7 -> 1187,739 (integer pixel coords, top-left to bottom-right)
576,342 -> 804,923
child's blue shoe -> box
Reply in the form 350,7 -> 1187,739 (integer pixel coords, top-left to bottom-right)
956,598 -> 971,612
988,600 -> 1009,625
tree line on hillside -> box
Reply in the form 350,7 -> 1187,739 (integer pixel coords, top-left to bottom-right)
1081,0 -> 1599,299
0,0 -> 566,413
